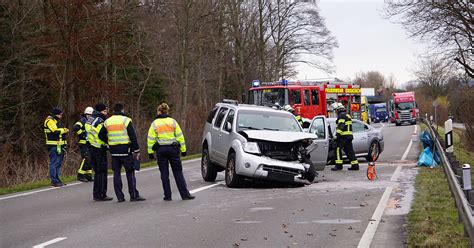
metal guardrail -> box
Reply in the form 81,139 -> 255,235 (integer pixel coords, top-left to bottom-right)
423,118 -> 474,245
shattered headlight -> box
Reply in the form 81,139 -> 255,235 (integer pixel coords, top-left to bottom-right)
242,142 -> 261,155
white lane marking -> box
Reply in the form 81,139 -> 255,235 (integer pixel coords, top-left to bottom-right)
401,125 -> 418,161
358,187 -> 393,248
32,237 -> 67,248
189,181 -> 223,194
0,158 -> 202,201
390,165 -> 403,182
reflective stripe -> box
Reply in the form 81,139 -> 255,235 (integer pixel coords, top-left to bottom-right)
78,140 -> 87,145
147,117 -> 187,154
44,116 -> 67,146
86,117 -> 105,148
351,160 -> 359,165
104,116 -> 131,146
335,147 -> 343,164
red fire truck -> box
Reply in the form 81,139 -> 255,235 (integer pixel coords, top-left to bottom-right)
247,79 -> 361,125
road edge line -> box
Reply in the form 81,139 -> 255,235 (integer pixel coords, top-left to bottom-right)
0,158 -> 202,201
357,186 -> 393,248
189,182 -> 224,194
32,237 -> 67,248
390,165 -> 403,182
401,125 -> 418,161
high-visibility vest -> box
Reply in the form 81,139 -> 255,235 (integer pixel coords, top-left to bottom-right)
85,116 -> 106,148
43,116 -> 67,146
336,114 -> 353,136
147,117 -> 186,154
104,115 -> 131,146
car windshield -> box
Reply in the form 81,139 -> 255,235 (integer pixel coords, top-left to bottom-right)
396,102 -> 414,110
249,88 -> 287,107
237,110 -> 301,132
376,107 -> 387,112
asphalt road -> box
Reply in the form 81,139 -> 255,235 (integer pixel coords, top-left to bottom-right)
0,123 -> 420,248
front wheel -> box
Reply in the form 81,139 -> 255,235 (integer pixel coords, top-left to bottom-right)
201,147 -> 218,182
366,141 -> 380,162
225,152 -> 243,188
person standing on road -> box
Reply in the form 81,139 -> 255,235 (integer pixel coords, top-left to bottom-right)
331,103 -> 360,171
147,103 -> 195,201
73,107 -> 94,182
99,103 -> 145,203
43,107 -> 69,187
85,103 -> 113,201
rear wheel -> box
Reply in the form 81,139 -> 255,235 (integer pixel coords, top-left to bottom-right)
201,147 -> 218,182
225,152 -> 243,188
366,141 -> 380,162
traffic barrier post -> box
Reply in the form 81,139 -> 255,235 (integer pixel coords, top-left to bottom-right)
445,119 -> 454,154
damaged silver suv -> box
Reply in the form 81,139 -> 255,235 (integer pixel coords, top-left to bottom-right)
201,100 -> 330,187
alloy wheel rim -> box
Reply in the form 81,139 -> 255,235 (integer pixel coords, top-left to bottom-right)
202,152 -> 208,175
227,158 -> 234,182
371,143 -> 378,159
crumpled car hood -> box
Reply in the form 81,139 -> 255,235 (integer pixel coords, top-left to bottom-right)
241,130 -> 317,142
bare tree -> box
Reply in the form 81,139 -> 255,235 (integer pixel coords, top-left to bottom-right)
412,56 -> 453,98
385,1 -> 473,78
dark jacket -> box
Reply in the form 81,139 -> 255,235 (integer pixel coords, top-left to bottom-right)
336,110 -> 353,139
98,112 -> 139,156
73,115 -> 88,144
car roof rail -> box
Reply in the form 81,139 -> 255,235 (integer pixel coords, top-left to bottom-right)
222,99 -> 238,105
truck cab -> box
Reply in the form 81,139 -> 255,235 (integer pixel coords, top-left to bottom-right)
392,92 -> 417,126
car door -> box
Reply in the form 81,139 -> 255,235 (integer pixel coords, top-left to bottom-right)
215,109 -> 235,165
307,116 -> 330,171
351,120 -> 369,154
211,107 -> 229,164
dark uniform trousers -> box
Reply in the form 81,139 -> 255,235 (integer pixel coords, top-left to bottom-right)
90,147 -> 108,199
79,144 -> 92,172
111,155 -> 139,200
156,146 -> 191,199
335,136 -> 359,168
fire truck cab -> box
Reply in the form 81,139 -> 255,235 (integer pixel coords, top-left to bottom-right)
247,79 -> 362,125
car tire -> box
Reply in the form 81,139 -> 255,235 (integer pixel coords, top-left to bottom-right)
395,122 -> 400,126
201,147 -> 218,182
304,159 -> 318,183
225,152 -> 243,188
366,141 -> 380,162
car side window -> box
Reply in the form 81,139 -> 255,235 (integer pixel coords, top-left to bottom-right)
223,109 -> 235,132
214,107 -> 228,128
206,107 -> 218,124
309,118 -> 326,139
352,121 -> 368,133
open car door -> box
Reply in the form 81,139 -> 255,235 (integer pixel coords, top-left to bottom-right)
307,115 -> 330,171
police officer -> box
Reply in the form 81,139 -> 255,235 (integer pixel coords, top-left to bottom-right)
44,107 -> 69,187
73,107 -> 94,182
331,103 -> 359,171
147,103 -> 195,201
85,103 -> 113,201
283,105 -> 303,126
99,103 -> 145,202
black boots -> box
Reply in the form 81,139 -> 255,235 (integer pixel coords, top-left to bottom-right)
348,164 -> 360,171
331,165 -> 343,171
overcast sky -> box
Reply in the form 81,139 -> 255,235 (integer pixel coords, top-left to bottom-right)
295,0 -> 430,87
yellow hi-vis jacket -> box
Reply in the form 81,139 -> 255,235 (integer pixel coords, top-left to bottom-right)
85,116 -> 106,148
104,115 -> 131,146
147,117 -> 186,154
43,116 -> 67,146
336,113 -> 353,138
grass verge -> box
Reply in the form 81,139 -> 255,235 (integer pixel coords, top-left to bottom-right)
0,154 -> 202,196
407,123 -> 470,247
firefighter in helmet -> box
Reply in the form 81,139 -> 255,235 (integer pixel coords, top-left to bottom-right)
73,107 -> 94,182
331,103 -> 359,171
283,105 -> 303,126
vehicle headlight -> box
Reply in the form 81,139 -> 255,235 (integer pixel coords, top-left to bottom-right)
242,142 -> 261,155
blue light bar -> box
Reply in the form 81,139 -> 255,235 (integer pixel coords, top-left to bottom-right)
281,79 -> 288,86
252,80 -> 260,87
